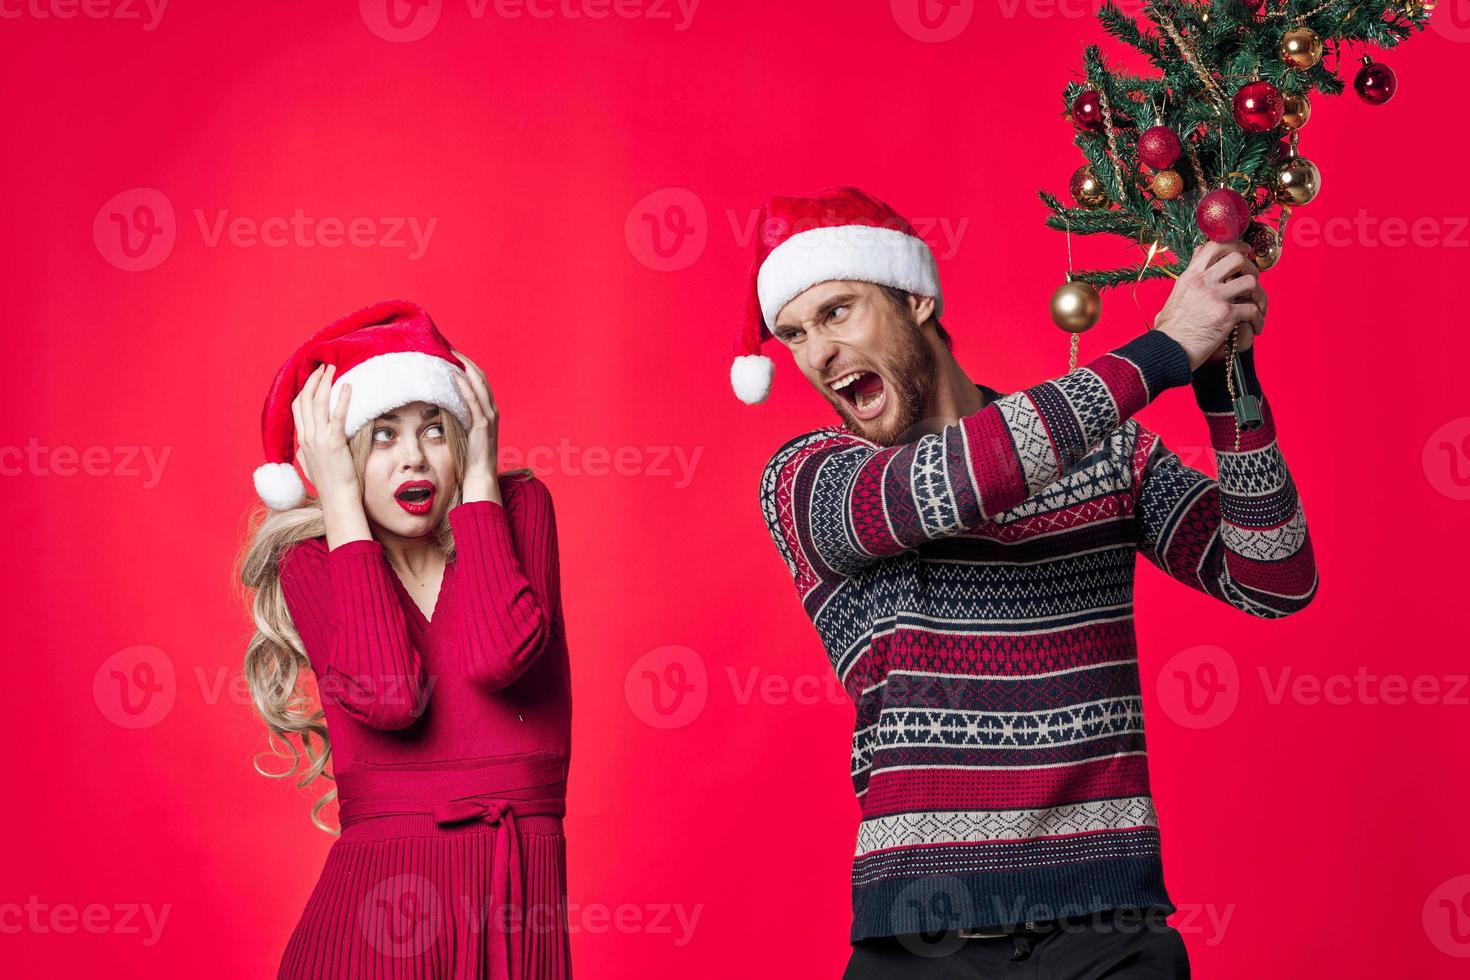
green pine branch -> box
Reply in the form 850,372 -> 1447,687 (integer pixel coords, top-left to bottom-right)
1042,0 -> 1431,287
1097,2 -> 1167,66
1069,263 -> 1181,289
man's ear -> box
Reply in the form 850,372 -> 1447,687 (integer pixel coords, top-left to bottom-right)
911,294 -> 937,327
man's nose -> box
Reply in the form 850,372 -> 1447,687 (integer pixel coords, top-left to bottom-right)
804,331 -> 838,375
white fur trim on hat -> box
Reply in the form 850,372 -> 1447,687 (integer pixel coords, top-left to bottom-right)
329,351 -> 473,439
731,353 -> 774,405
254,461 -> 306,511
756,224 -> 943,328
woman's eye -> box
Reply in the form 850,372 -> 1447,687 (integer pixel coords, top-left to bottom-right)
828,306 -> 848,321
372,428 -> 393,442
425,425 -> 444,438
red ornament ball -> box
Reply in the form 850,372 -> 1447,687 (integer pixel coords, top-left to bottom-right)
1196,188 -> 1252,242
1138,126 -> 1182,170
1232,80 -> 1285,133
1072,90 -> 1105,133
1355,60 -> 1397,105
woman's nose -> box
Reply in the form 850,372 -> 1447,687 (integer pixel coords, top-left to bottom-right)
399,440 -> 428,467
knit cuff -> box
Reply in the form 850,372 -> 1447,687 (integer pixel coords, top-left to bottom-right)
451,499 -> 506,516
327,538 -> 381,559
1192,346 -> 1259,413
448,499 -> 522,591
326,538 -> 390,601
1115,329 -> 1194,399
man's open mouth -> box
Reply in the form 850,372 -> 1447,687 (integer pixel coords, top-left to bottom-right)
830,370 -> 887,421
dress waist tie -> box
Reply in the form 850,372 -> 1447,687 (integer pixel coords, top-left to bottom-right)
335,754 -> 568,980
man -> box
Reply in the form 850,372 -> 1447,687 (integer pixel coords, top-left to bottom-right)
737,187 -> 1317,978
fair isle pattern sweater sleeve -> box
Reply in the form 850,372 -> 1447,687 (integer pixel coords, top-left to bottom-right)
279,536 -> 430,731
445,476 -> 563,691
1132,349 -> 1318,616
760,330 -> 1195,588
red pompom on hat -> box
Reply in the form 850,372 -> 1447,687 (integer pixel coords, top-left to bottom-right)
252,300 -> 472,511
731,186 -> 944,404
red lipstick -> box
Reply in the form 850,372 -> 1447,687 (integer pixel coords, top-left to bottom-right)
394,479 -> 436,515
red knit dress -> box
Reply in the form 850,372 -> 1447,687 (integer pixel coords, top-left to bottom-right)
274,473 -> 572,980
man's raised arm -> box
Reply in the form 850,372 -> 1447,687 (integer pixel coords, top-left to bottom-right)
760,329 -> 1193,579
1134,348 -> 1318,617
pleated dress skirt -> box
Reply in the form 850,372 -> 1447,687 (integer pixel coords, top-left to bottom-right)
277,756 -> 573,979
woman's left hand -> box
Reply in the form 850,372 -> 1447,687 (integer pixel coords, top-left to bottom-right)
451,349 -> 500,497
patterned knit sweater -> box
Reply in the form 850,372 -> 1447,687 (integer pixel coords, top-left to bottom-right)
758,330 -> 1317,942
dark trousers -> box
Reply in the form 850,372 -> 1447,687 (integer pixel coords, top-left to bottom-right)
843,907 -> 1190,979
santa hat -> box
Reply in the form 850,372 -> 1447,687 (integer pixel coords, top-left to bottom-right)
252,300 -> 472,511
730,186 -> 944,404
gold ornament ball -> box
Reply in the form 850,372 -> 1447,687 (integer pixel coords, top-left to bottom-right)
1050,280 -> 1102,334
1404,0 -> 1424,16
1070,165 -> 1108,208
1242,222 -> 1282,271
1281,26 -> 1323,71
1151,169 -> 1184,201
1281,93 -> 1312,131
1274,155 -> 1322,205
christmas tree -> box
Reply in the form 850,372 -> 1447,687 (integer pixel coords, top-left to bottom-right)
1039,0 -> 1432,428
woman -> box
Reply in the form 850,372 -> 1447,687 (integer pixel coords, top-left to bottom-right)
235,300 -> 573,979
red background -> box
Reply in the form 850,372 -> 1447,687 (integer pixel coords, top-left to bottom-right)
4,1 -> 1469,976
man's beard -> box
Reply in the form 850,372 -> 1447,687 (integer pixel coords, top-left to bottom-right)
833,306 -> 936,447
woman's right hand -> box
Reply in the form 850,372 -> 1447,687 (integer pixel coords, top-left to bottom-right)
292,363 -> 362,504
